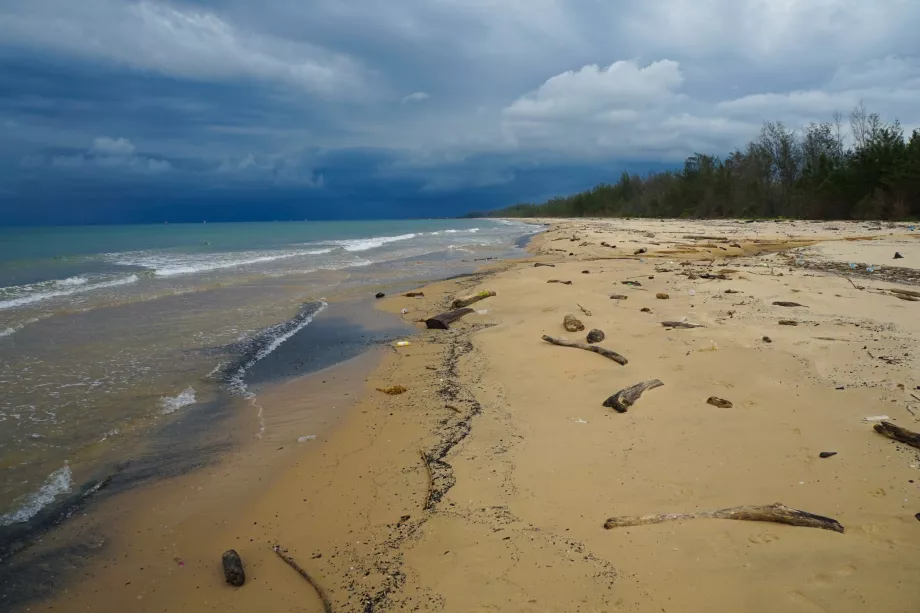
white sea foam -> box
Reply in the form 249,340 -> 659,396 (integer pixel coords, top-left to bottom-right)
0,275 -> 139,310
160,386 -> 196,414
0,463 -> 73,526
328,233 -> 416,252
112,248 -> 333,277
0,317 -> 41,339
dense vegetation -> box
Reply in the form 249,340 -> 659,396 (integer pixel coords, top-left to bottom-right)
487,105 -> 920,220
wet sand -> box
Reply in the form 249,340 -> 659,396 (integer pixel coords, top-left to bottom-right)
16,219 -> 920,612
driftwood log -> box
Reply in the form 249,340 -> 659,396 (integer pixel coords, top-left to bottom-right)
890,288 -> 920,298
420,450 -> 434,509
603,502 -> 844,533
404,291 -> 425,297
603,379 -> 663,412
425,308 -> 474,330
541,335 -> 627,365
533,263 -> 556,268
609,294 -> 629,300
661,321 -> 705,329
451,290 -> 496,309
272,546 -> 334,613
873,421 -> 920,450
547,280 -> 573,285
773,301 -> 806,307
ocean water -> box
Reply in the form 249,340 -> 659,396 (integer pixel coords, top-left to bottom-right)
0,219 -> 540,528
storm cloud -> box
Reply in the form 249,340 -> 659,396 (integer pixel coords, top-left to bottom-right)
1,0 -> 917,223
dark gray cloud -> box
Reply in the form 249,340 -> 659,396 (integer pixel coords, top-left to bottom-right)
0,0 -> 918,223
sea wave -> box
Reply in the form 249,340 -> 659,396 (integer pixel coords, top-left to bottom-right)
327,233 -> 416,252
0,275 -> 139,311
111,248 -> 333,277
0,463 -> 73,526
225,301 -> 328,396
160,386 -> 196,415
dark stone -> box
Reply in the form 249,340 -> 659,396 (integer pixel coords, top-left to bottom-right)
762,336 -> 772,343
640,307 -> 651,313
819,451 -> 837,458
222,549 -> 245,587
634,248 -> 647,255
586,329 -> 606,344
582,270 -> 590,274
375,292 -> 385,299
894,252 -> 904,259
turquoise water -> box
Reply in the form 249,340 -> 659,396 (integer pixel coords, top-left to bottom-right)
0,219 -> 540,527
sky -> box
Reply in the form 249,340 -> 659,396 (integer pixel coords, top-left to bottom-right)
1,0 -> 919,225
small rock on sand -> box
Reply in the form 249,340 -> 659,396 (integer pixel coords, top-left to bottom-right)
564,314 -> 585,332
375,292 -> 385,299
656,293 -> 670,300
586,329 -> 605,344
610,294 -> 629,300
819,451 -> 838,458
706,396 -> 733,408
762,336 -> 772,343
222,550 -> 245,587
640,307 -> 652,313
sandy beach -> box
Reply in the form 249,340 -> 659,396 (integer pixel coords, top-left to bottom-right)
17,218 -> 920,612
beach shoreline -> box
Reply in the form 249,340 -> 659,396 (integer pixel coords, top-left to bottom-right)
10,218 -> 920,612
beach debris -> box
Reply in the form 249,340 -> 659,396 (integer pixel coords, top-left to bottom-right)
699,273 -> 728,280
706,396 -> 733,408
698,341 -> 718,352
401,308 -> 409,314
222,549 -> 246,587
873,421 -> 920,450
621,280 -> 642,287
582,270 -> 591,274
425,308 -> 474,329
377,385 -> 408,395
661,321 -> 705,329
375,292 -> 385,299
445,404 -> 462,413
586,329 -> 606,344
541,335 -> 628,366
610,294 -> 629,300
862,415 -> 890,422
476,309 -> 488,315
603,379 -> 664,413
395,340 -> 411,347
404,292 -> 425,297
563,314 -> 585,332
547,280 -> 573,285
297,435 -> 317,443
451,289 -> 496,309
779,320 -> 798,326
725,289 -> 741,294
603,502 -> 843,533
819,451 -> 838,458
640,307 -> 652,313
533,263 -> 556,268
272,545 -> 333,613
762,336 -> 772,343
656,293 -> 670,300
890,288 -> 920,300
634,248 -> 647,255
894,294 -> 919,302
420,450 -> 434,510
894,252 -> 904,259
773,301 -> 806,307
730,242 -> 742,248
600,241 -> 616,248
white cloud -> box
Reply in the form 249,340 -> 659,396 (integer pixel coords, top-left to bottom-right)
91,137 -> 135,156
401,92 -> 430,104
49,136 -> 170,173
217,152 -> 324,186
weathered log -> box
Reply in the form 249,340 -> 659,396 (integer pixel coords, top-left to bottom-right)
222,549 -> 246,587
563,314 -> 585,332
404,291 -> 425,297
890,288 -> 920,298
603,502 -> 843,533
272,546 -> 334,613
660,321 -> 705,329
541,335 -> 627,366
894,294 -> 920,302
773,301 -> 806,307
778,320 -> 798,326
873,421 -> 920,450
420,450 -> 434,509
425,308 -> 474,330
603,379 -> 663,412
609,294 -> 629,300
533,262 -> 556,268
451,290 -> 496,309
547,280 -> 573,285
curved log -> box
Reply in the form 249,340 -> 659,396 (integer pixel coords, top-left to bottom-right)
604,502 -> 843,533
541,335 -> 627,366
603,379 -> 663,412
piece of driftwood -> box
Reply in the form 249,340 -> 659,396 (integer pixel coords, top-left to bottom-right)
272,546 -> 334,613
451,290 -> 496,309
894,294 -> 920,301
563,314 -> 585,332
621,280 -> 642,286
890,288 -> 920,298
707,396 -> 733,408
656,293 -> 670,299
778,320 -> 798,326
661,321 -> 705,329
773,301 -> 806,307
547,279 -> 573,285
873,421 -> 920,450
404,291 -> 425,298
541,335 -> 627,366
420,450 -> 434,509
610,294 -> 629,300
577,303 -> 592,316
603,379 -> 663,412
533,262 -> 556,268
377,385 -> 407,395
603,502 -> 843,533
425,308 -> 474,329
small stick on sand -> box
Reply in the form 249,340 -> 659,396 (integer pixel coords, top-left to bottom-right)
541,335 -> 628,365
604,502 -> 843,533
577,303 -> 592,317
661,321 -> 705,329
873,421 -> 920,450
773,301 -> 807,307
272,546 -> 334,613
603,380 -> 663,413
419,450 -> 434,509
451,290 -> 496,309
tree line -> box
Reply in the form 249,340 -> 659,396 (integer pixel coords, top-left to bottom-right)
485,104 -> 920,220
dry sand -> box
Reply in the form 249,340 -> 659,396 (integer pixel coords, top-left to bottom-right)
28,218 -> 920,612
